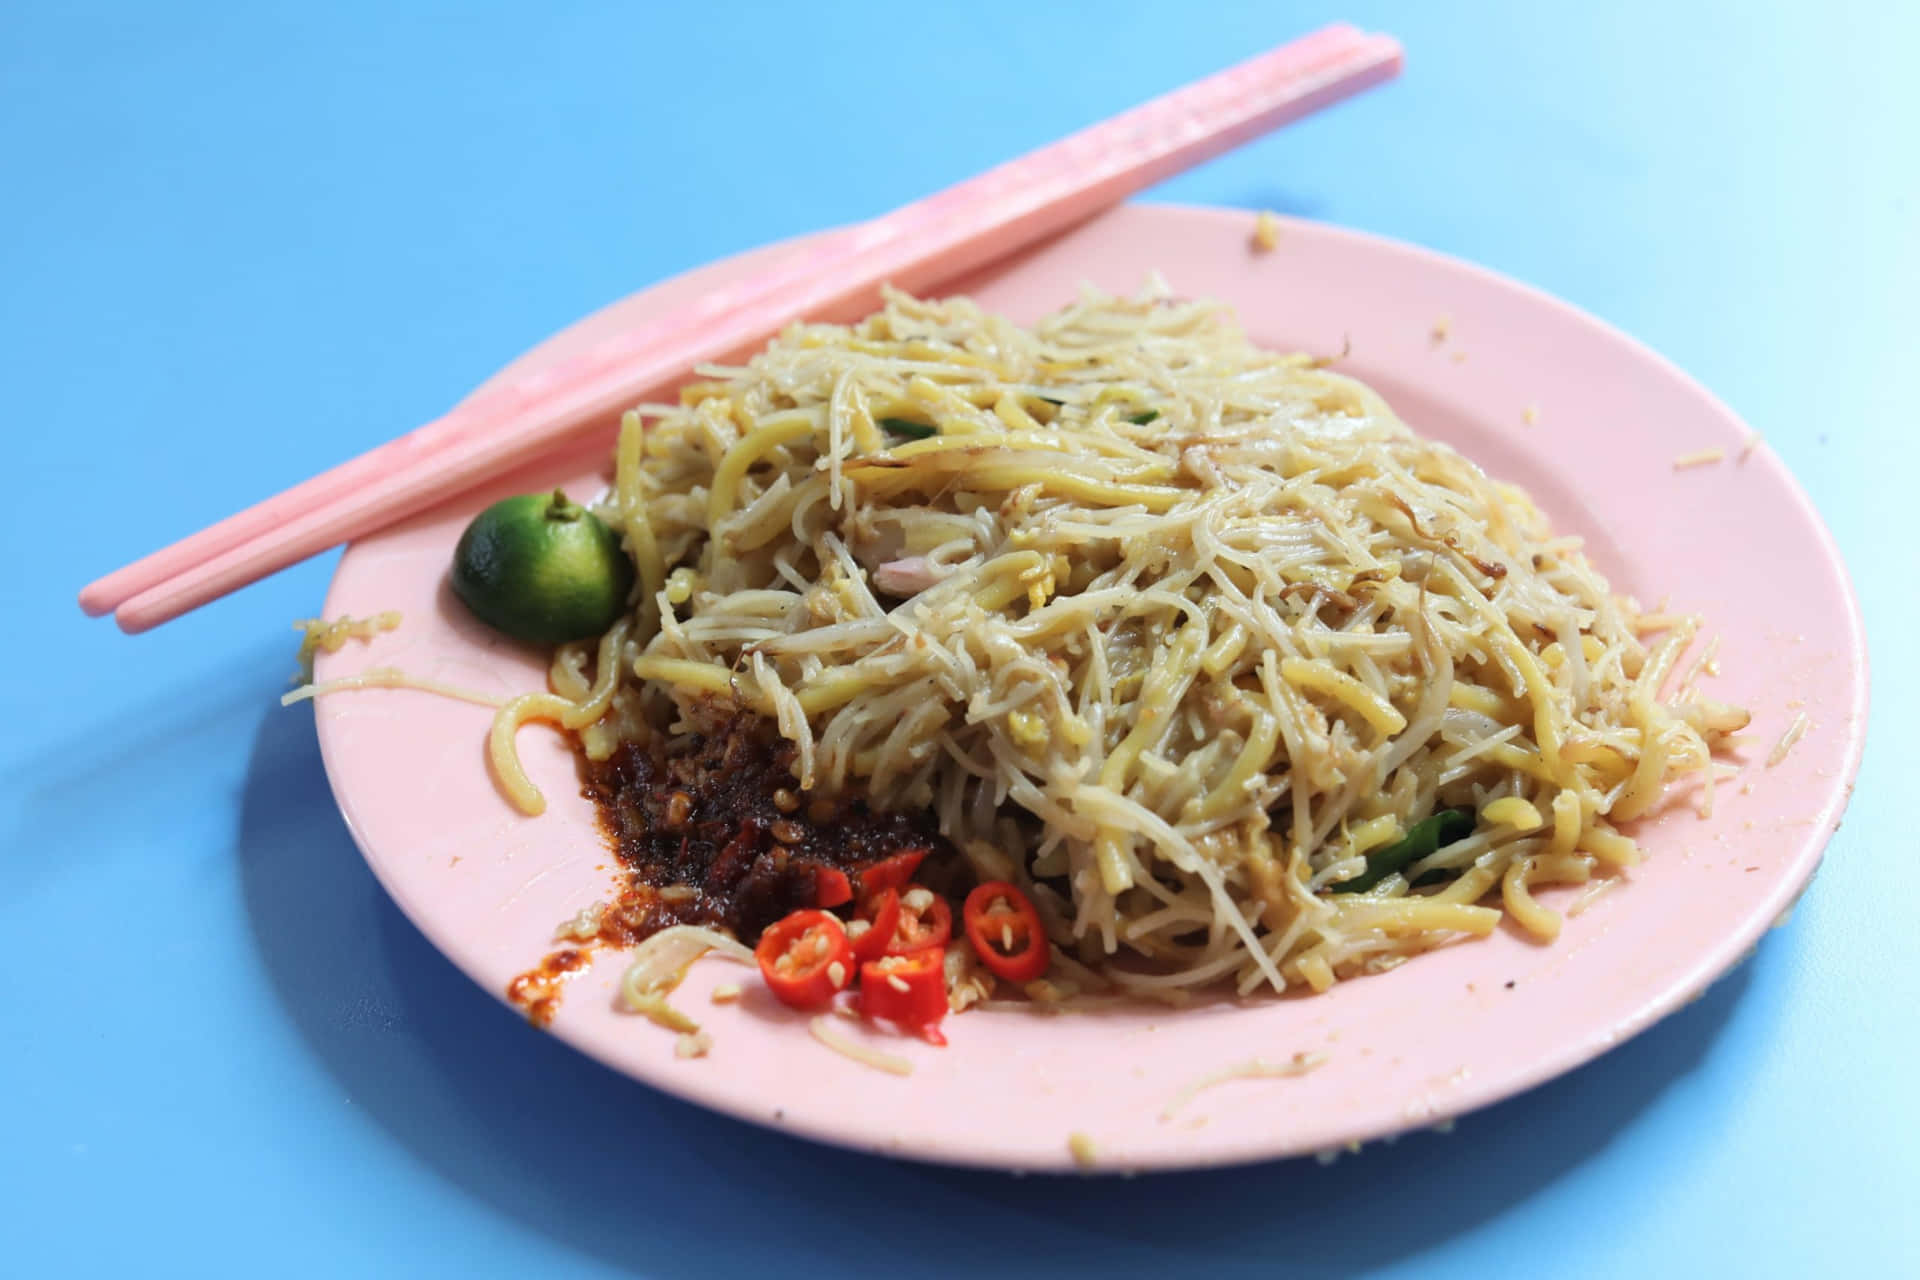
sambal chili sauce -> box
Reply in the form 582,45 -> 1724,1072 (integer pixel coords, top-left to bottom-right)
505,711 -> 963,1026
581,713 -> 956,943
506,947 -> 590,1028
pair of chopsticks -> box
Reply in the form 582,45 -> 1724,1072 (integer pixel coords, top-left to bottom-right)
79,24 -> 1401,634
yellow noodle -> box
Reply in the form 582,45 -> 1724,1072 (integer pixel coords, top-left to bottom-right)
1279,657 -> 1408,738
706,412 -> 818,531
556,287 -> 1740,1000
1502,858 -> 1562,941
1482,796 -> 1543,831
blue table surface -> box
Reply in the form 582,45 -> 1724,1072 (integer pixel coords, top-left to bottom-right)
7,3 -> 1913,1275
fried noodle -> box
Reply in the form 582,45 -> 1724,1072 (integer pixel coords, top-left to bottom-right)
492,287 -> 1746,997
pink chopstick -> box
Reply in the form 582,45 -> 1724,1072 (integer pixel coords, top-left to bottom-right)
84,24 -> 1401,634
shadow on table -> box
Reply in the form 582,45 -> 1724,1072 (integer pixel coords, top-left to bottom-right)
239,704 -> 1759,1278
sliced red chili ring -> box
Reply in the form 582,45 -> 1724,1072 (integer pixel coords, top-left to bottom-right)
754,909 -> 854,1010
962,881 -> 1050,983
859,948 -> 947,1041
884,890 -> 951,957
812,866 -> 853,909
847,888 -> 901,964
856,848 -> 927,898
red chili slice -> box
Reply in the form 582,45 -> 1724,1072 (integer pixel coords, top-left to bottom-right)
812,866 -> 853,908
885,890 -> 951,957
754,909 -> 854,1010
962,881 -> 1050,983
847,888 -> 901,964
856,849 -> 928,898
859,948 -> 947,1041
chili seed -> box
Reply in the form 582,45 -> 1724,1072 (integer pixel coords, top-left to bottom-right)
771,820 -> 804,844
773,788 -> 800,813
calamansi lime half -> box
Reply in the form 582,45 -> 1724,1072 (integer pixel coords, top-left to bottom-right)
450,489 -> 635,645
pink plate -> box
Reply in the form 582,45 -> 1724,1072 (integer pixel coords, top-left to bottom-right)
314,204 -> 1867,1173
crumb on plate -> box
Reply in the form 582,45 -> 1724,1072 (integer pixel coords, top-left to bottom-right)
1672,446 -> 1727,469
1250,210 -> 1281,252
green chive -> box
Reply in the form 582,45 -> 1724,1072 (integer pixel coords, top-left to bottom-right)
879,417 -> 938,441
1329,808 -> 1476,894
